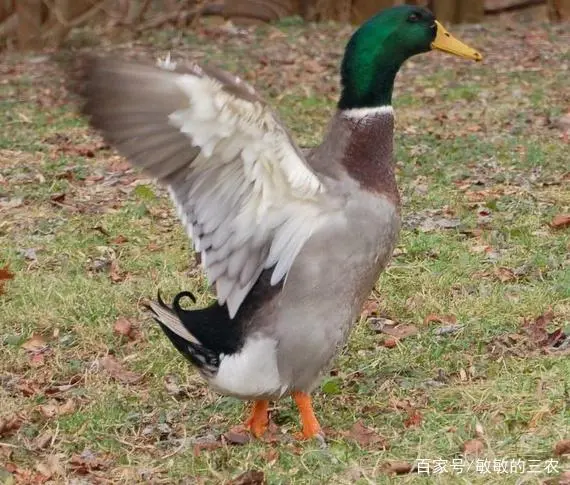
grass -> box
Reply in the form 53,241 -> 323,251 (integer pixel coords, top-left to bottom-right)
1,18 -> 569,484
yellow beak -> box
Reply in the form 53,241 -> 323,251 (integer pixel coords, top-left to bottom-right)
431,20 -> 482,61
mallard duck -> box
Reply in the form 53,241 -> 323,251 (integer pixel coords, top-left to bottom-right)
75,5 -> 481,439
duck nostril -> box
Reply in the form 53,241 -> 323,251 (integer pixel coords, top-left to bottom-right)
444,32 -> 450,37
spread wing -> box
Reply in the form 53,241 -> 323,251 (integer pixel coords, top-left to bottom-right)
78,56 -> 328,318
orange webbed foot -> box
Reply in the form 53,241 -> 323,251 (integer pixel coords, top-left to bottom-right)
245,400 -> 269,438
292,391 -> 324,440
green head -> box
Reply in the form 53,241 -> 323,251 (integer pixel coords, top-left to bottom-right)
338,5 -> 482,110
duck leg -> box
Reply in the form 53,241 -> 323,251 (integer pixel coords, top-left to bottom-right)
245,400 -> 269,438
293,391 -> 322,439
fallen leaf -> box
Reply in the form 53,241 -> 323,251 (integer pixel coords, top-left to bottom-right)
0,443 -> 13,460
551,214 -> 570,229
303,59 -> 325,74
403,410 -> 423,428
113,317 -> 133,338
523,310 -> 555,346
55,170 -> 74,181
146,243 -> 161,252
111,235 -> 128,244
264,448 -> 279,464
100,355 -> 142,384
383,461 -> 413,475
342,421 -> 389,449
38,398 -> 76,418
164,375 -> 190,399
494,267 -> 516,282
92,225 -> 110,237
554,439 -> 570,456
462,439 -> 484,457
383,337 -> 398,348
223,426 -> 251,445
35,455 -> 62,480
0,265 -> 14,295
423,314 -> 457,325
69,449 -> 108,474
372,319 -> 419,340
0,414 -> 22,437
228,470 -> 266,485
21,334 -> 49,354
109,260 -> 126,283
49,193 -> 66,204
193,438 -> 222,456
33,431 -> 53,450
360,299 -> 380,319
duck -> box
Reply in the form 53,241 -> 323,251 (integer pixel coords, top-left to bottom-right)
74,5 -> 482,440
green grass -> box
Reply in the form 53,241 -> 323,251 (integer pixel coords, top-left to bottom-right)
1,18 -> 569,484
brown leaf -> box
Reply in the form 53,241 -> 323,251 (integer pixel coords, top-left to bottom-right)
22,334 -> 49,353
35,455 -> 62,480
100,355 -> 142,384
494,267 -> 516,282
551,214 -> 570,229
423,314 -> 457,325
303,59 -> 325,74
92,225 -> 110,237
49,193 -> 66,204
343,421 -> 389,449
360,299 -> 380,319
33,432 -> 53,450
223,426 -> 251,445
0,414 -> 23,437
109,260 -> 126,283
554,439 -> 570,456
69,450 -> 108,474
264,449 -> 279,464
193,439 -> 222,456
403,410 -> 423,428
228,470 -> 266,485
38,398 -> 76,418
523,310 -> 555,346
383,461 -> 413,475
55,170 -> 74,181
383,337 -> 398,348
113,317 -> 132,338
0,265 -> 14,281
0,264 -> 14,295
111,235 -> 128,244
107,157 -> 131,173
378,323 -> 419,340
462,439 -> 485,456
0,443 -> 13,460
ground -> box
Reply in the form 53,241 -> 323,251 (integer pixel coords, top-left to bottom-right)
1,15 -> 569,485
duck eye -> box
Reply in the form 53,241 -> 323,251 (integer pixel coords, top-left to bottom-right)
408,12 -> 420,22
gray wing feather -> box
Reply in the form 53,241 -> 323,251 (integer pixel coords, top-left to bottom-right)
78,56 -> 327,318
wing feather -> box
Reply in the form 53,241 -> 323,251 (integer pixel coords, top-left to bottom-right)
79,56 -> 330,318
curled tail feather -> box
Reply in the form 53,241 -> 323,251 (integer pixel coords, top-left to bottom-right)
146,291 -> 220,375
146,291 -> 200,345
